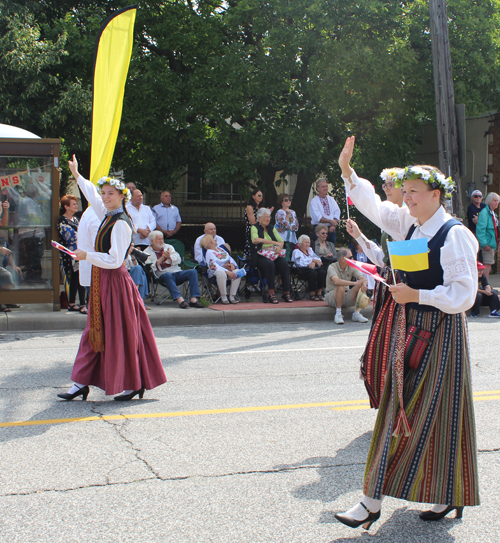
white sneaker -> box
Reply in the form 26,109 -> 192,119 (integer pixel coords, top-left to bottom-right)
334,313 -> 344,325
352,311 -> 368,323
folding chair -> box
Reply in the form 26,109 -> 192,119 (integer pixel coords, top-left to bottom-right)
289,262 -> 309,300
237,255 -> 268,303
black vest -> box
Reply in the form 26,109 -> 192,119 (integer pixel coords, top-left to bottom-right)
401,218 -> 461,294
95,211 -> 132,261
250,223 -> 277,263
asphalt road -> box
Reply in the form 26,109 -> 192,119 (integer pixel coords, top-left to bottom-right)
1,318 -> 499,543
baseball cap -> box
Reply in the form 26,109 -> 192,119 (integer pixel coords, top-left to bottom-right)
477,262 -> 486,270
471,190 -> 482,198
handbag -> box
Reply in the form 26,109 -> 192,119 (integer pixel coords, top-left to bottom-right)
404,325 -> 432,370
257,248 -> 286,261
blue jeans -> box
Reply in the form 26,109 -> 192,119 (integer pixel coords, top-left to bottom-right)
158,269 -> 200,300
128,264 -> 149,299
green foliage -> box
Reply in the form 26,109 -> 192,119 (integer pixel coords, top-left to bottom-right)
1,0 -> 500,211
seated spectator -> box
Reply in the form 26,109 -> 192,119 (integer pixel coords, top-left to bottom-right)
313,224 -> 337,266
275,193 -> 298,258
152,191 -> 181,239
291,235 -> 326,301
126,189 -> 156,250
325,247 -> 369,325
470,261 -> 500,317
0,246 -> 20,312
125,244 -> 151,310
194,223 -> 229,264
57,195 -> 87,314
145,230 -> 204,309
201,235 -> 242,304
349,239 -> 375,295
251,208 -> 292,304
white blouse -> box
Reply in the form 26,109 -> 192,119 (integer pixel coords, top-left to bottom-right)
343,171 -> 478,314
291,247 -> 321,268
76,175 -> 132,270
205,247 -> 238,278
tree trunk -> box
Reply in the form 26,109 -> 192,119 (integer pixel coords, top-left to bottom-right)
293,171 -> 315,220
257,164 -> 279,211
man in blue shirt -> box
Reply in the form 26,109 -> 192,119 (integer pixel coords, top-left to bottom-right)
153,190 -> 181,240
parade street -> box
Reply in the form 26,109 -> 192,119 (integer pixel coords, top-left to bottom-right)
1,319 -> 499,543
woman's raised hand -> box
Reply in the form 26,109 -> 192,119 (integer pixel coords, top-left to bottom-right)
339,136 -> 355,177
68,155 -> 80,179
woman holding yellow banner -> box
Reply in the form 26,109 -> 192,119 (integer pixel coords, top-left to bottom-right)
57,156 -> 166,402
335,136 -> 479,530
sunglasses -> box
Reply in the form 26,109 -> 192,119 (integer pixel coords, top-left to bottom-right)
283,198 -> 292,202
472,195 -> 482,198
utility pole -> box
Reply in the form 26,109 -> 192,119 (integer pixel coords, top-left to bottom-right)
429,0 -> 463,217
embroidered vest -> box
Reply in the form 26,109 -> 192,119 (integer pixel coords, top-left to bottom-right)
95,211 -> 132,260
402,218 -> 461,292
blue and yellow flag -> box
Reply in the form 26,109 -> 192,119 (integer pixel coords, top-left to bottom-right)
90,5 -> 137,185
387,238 -> 429,272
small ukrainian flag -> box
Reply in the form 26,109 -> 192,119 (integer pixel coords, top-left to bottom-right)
387,238 -> 429,272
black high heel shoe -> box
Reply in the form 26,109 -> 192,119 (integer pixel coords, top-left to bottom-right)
419,505 -> 463,521
114,388 -> 145,401
335,502 -> 381,530
57,385 -> 90,401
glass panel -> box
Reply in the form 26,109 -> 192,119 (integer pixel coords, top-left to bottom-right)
1,157 -> 53,290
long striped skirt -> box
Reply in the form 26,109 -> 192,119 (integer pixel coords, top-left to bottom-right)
363,305 -> 480,506
360,267 -> 400,408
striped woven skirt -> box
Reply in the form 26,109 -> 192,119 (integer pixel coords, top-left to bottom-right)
360,267 -> 400,408
363,305 -> 480,506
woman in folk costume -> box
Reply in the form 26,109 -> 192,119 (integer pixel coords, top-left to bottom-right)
57,155 -> 167,402
335,136 -> 479,530
346,168 -> 404,409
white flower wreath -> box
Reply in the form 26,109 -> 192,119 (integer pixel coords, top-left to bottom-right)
97,177 -> 131,203
392,166 -> 456,199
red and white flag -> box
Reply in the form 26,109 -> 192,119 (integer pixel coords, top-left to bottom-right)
345,258 -> 388,285
51,240 -> 77,259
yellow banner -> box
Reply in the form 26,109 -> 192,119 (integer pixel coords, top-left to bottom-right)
90,6 -> 137,185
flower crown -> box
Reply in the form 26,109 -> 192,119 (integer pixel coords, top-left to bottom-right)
97,177 -> 131,203
393,166 -> 455,198
380,168 -> 405,184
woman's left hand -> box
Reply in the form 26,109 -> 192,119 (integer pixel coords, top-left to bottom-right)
74,249 -> 87,261
346,219 -> 361,238
389,283 -> 419,305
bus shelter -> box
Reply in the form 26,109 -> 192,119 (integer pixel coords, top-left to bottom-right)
0,125 -> 61,310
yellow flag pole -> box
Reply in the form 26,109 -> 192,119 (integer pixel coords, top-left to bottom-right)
90,5 -> 137,185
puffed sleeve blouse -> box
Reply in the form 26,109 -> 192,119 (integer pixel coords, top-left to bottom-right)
76,174 -> 132,270
342,170 -> 478,314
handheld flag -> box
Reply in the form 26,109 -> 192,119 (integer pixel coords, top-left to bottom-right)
345,258 -> 389,286
345,186 -> 353,220
90,5 -> 137,185
387,238 -> 429,272
52,240 -> 77,259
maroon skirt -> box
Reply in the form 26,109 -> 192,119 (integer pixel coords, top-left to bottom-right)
71,265 -> 167,395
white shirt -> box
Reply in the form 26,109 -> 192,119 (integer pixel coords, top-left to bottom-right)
194,234 -> 226,263
309,195 -> 341,225
126,202 -> 156,246
77,206 -> 101,287
76,175 -> 133,270
144,244 -> 182,276
343,170 -> 479,314
291,247 -> 322,268
205,247 -> 237,278
152,203 -> 181,231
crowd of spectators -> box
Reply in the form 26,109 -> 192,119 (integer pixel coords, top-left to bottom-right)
42,178 -> 500,321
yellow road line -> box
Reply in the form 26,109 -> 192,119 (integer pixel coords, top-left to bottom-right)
0,393 -> 497,429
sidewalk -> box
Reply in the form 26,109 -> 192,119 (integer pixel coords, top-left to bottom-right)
3,273 -> 498,333
0,298 -> 352,332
